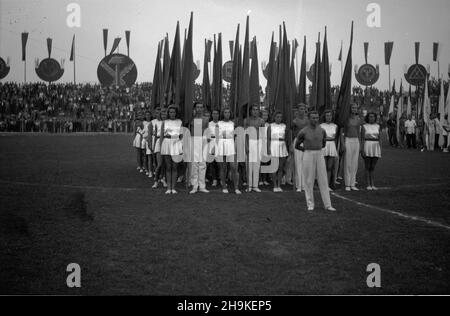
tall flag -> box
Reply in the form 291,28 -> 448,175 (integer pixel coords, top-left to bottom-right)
212,33 -> 223,110
166,22 -> 182,107
47,38 -> 53,58
70,34 -> 76,84
309,34 -> 321,110
335,22 -> 354,128
162,35 -> 171,98
180,12 -> 195,125
321,27 -> 332,113
338,42 -> 342,62
238,15 -> 250,125
384,42 -> 394,65
438,78 -> 445,147
249,37 -> 260,108
406,85 -> 412,117
396,80 -> 403,143
151,42 -> 163,109
289,39 -> 298,107
230,24 -> 240,120
69,35 -> 75,61
274,22 -> 292,140
125,30 -> 131,57
433,42 -> 440,62
298,36 -> 307,104
202,39 -> 212,109
384,41 -> 394,88
388,80 -> 396,115
423,75 -> 431,149
21,32 -> 28,61
102,29 -> 108,56
266,33 -> 276,108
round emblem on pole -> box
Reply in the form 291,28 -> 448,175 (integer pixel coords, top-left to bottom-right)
193,62 -> 200,80
404,64 -> 427,86
306,63 -> 316,82
356,64 -> 379,86
36,58 -> 64,82
0,57 -> 10,80
222,60 -> 233,83
97,53 -> 137,87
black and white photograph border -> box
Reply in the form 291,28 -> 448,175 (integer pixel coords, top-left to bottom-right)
0,0 -> 449,298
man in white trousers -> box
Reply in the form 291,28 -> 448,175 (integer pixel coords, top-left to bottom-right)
296,111 -> 336,212
292,104 -> 309,192
189,103 -> 209,194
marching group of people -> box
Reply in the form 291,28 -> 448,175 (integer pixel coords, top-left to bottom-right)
132,102 -> 384,212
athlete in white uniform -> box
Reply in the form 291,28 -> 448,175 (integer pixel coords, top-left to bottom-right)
361,112 -> 381,190
244,105 -> 265,192
133,118 -> 145,173
217,108 -> 241,194
160,106 -> 183,194
268,111 -> 289,192
151,107 -> 166,188
142,111 -> 152,177
320,110 -> 338,190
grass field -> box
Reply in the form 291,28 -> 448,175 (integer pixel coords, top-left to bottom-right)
0,134 -> 449,295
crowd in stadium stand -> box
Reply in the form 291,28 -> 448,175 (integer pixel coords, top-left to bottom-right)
0,80 -> 448,152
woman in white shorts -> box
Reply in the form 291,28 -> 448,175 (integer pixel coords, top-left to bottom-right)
361,112 -> 381,190
216,107 -> 241,194
268,111 -> 289,192
320,110 -> 338,190
160,105 -> 183,194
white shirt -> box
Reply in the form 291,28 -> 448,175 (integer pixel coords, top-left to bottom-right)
404,119 -> 416,134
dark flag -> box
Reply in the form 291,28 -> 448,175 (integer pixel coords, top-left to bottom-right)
151,42 -> 163,109
109,37 -> 121,55
415,42 -> 420,64
125,30 -> 131,57
238,15 -> 250,126
338,42 -> 342,62
180,12 -> 195,125
384,42 -> 393,65
310,35 -> 321,110
433,42 -> 439,62
202,39 -> 212,110
335,21 -> 354,128
166,21 -> 182,107
249,37 -> 260,108
102,29 -> 108,56
298,36 -> 307,104
21,32 -> 28,61
321,27 -> 332,114
162,35 -> 171,99
47,38 -> 53,58
212,33 -> 223,110
230,24 -> 240,120
69,35 -> 75,61
289,39 -> 298,108
266,32 -> 276,108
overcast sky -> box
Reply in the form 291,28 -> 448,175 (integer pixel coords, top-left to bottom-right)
1,0 -> 449,90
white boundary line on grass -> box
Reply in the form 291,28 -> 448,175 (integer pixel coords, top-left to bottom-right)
1,178 -> 449,231
331,191 -> 450,232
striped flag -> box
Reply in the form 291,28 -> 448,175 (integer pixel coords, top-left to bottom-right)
406,85 -> 412,117
423,75 -> 431,149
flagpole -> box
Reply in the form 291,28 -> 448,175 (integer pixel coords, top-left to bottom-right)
388,64 -> 391,91
24,60 -> 26,83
